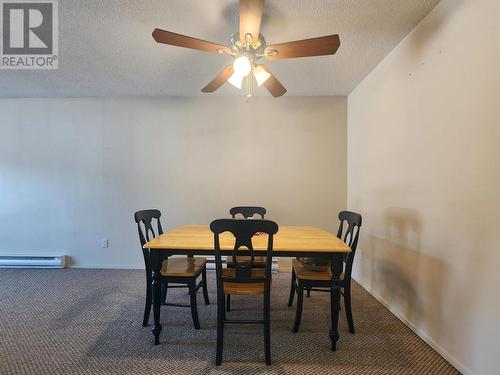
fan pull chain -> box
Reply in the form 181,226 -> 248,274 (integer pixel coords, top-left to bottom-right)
245,74 -> 252,102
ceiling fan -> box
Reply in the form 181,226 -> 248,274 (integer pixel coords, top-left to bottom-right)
152,0 -> 340,98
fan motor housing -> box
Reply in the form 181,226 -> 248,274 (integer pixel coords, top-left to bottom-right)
229,32 -> 267,58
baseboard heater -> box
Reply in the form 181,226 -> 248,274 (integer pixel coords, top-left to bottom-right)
204,256 -> 279,271
0,256 -> 67,268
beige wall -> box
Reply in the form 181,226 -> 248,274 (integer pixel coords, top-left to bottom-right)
0,96 -> 346,268
348,1 -> 500,374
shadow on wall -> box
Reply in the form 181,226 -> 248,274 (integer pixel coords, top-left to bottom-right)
360,207 -> 451,337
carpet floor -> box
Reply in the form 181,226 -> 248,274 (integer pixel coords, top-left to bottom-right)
0,269 -> 458,374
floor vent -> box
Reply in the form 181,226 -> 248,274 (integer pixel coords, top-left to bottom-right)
0,256 -> 67,268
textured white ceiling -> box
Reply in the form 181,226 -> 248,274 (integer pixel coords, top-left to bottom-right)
0,0 -> 440,97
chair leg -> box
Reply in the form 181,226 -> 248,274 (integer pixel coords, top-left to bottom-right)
292,282 -> 304,333
223,295 -> 226,320
189,281 -> 200,330
287,269 -> 296,307
264,292 -> 271,365
306,287 -> 311,298
143,279 -> 152,327
201,266 -> 210,305
161,282 -> 168,304
216,293 -> 225,365
344,284 -> 355,333
226,294 -> 231,312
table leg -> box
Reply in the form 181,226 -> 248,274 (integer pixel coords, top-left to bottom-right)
329,253 -> 343,351
151,249 -> 162,345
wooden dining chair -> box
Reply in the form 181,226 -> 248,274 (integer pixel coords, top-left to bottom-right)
288,211 -> 362,334
229,206 -> 266,219
210,218 -> 279,366
134,209 -> 209,329
226,206 -> 267,311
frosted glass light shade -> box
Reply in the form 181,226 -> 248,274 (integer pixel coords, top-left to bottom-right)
233,56 -> 252,77
253,65 -> 271,86
228,72 -> 244,89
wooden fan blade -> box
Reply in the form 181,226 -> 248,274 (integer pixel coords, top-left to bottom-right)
152,28 -> 228,53
201,65 -> 234,93
240,0 -> 264,42
265,34 -> 340,60
260,65 -> 287,97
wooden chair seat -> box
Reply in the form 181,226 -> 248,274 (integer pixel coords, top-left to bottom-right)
226,255 -> 266,266
223,268 -> 270,295
292,258 -> 344,281
160,257 -> 207,277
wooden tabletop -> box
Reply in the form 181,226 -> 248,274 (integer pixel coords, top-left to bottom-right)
144,225 -> 351,254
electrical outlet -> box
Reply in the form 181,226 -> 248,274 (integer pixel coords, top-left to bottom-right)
101,238 -> 109,248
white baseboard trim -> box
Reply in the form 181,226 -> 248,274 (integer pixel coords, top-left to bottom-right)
354,277 -> 472,375
70,264 -> 143,270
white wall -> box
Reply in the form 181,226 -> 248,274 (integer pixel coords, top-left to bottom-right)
348,1 -> 500,374
0,96 -> 347,268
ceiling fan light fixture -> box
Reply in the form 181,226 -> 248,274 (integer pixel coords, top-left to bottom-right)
253,65 -> 271,86
227,72 -> 244,89
232,55 -> 252,77
152,0 -> 341,98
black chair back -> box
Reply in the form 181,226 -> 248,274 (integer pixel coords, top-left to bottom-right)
210,219 -> 278,291
336,211 -> 362,280
134,209 -> 164,276
229,206 -> 266,219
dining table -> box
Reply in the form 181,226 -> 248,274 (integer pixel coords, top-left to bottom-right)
143,224 -> 351,351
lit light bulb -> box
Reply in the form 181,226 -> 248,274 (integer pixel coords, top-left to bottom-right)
253,65 -> 271,86
227,72 -> 244,89
232,56 -> 252,77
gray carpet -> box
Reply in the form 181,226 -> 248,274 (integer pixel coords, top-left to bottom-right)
0,269 -> 458,374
